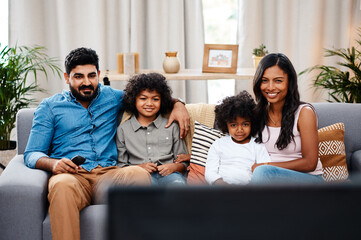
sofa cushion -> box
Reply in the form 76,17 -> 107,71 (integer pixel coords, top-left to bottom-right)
184,103 -> 216,154
318,122 -> 348,182
187,121 -> 224,184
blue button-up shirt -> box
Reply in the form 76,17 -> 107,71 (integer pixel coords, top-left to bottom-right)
24,84 -> 124,172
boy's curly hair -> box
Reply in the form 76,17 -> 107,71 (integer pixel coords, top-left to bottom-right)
215,90 -> 256,135
123,73 -> 173,116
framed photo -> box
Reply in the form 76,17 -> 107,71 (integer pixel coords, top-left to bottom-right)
202,44 -> 239,74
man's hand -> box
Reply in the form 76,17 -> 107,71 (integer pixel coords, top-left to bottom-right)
138,163 -> 157,173
52,158 -> 81,175
35,156 -> 81,175
174,154 -> 191,163
165,101 -> 190,139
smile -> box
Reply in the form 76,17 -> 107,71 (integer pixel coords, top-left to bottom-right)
266,92 -> 279,98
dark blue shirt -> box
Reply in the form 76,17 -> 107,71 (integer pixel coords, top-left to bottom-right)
24,84 -> 124,171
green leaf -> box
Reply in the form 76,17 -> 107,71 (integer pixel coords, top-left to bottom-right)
300,27 -> 361,103
0,45 -> 62,149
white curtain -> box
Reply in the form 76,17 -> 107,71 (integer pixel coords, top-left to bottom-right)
9,0 -> 206,104
236,0 -> 361,102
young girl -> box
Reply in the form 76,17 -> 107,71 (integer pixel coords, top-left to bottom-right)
205,91 -> 270,185
116,73 -> 188,185
251,53 -> 323,183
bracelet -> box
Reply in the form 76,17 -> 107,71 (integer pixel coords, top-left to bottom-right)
175,98 -> 186,105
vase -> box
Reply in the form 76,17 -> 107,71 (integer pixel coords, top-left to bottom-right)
163,52 -> 180,73
252,55 -> 263,69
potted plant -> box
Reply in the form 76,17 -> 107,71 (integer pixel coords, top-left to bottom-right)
300,28 -> 361,103
252,44 -> 268,69
0,45 -> 62,169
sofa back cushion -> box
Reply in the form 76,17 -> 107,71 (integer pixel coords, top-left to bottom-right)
16,108 -> 36,155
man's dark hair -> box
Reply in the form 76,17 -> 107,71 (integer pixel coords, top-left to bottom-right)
65,48 -> 99,74
123,73 -> 173,116
215,91 -> 256,135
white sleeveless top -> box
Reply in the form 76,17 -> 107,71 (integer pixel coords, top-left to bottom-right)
262,104 -> 323,175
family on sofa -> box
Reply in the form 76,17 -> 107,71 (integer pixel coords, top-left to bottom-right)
22,47 -> 347,240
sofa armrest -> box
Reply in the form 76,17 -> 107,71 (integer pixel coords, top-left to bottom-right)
350,150 -> 361,174
0,155 -> 50,240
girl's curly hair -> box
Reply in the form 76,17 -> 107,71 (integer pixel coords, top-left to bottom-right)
123,73 -> 173,116
215,90 -> 256,135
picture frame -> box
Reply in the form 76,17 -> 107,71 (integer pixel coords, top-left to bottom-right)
202,44 -> 239,74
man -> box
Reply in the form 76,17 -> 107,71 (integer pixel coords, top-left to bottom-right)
24,47 -> 190,240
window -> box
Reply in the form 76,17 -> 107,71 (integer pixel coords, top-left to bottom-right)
202,0 -> 238,104
0,0 -> 8,47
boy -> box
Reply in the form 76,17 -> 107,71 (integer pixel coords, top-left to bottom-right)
117,73 -> 188,185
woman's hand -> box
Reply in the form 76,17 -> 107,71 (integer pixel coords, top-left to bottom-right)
252,163 -> 266,172
165,101 -> 190,139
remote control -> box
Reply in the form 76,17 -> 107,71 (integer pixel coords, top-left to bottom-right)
71,155 -> 86,165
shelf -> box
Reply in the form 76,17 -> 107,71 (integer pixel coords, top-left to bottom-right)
100,68 -> 255,81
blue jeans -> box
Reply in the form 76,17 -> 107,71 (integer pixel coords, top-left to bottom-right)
151,172 -> 186,186
251,165 -> 324,184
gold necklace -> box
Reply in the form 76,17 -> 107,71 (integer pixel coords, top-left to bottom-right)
268,108 -> 280,126
268,114 -> 278,126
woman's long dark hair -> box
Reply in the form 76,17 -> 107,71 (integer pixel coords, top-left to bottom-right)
253,53 -> 303,150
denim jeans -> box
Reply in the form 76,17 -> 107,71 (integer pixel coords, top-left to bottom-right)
251,165 -> 324,184
151,172 -> 186,186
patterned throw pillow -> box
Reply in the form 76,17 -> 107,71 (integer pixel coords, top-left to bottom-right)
187,121 -> 224,184
318,122 -> 348,182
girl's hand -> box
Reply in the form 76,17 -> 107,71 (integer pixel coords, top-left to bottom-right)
174,154 -> 191,163
213,178 -> 228,185
138,163 -> 157,173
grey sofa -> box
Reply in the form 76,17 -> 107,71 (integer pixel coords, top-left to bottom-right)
1,103 -> 361,240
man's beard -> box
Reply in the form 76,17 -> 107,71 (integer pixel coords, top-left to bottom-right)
70,84 -> 99,102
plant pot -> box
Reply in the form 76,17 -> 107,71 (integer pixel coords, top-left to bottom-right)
0,141 -> 17,172
252,55 -> 263,69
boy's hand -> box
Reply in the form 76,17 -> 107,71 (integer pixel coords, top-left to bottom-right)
138,163 -> 158,173
174,154 -> 191,163
165,101 -> 190,139
157,163 -> 183,177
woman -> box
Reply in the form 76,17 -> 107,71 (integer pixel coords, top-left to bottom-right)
251,53 -> 323,183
